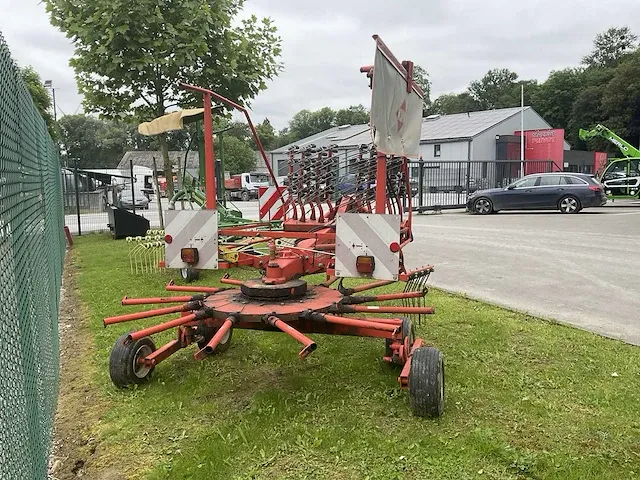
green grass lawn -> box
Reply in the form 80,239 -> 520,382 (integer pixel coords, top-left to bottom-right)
71,234 -> 640,479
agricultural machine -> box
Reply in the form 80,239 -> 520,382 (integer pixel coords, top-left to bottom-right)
579,124 -> 640,198
106,36 -> 445,417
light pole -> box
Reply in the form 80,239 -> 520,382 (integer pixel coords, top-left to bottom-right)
44,80 -> 57,121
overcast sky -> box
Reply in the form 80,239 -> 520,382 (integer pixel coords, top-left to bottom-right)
1,0 -> 639,130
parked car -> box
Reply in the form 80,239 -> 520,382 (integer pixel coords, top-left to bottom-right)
466,172 -> 607,214
119,188 -> 149,210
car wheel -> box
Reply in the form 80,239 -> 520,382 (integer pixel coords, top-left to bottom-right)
473,197 -> 493,215
558,195 -> 581,214
241,191 -> 250,202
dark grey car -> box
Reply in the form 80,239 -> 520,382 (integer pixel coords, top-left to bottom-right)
466,173 -> 607,214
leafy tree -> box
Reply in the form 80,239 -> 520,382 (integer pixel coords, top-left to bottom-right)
431,92 -> 480,115
225,121 -> 252,143
273,127 -> 295,149
531,69 -> 583,132
220,135 -> 255,174
582,27 -> 638,68
59,114 -> 129,168
568,85 -> 609,150
335,105 -> 369,126
289,107 -> 336,139
253,118 -> 277,150
20,66 -> 58,140
469,68 -> 519,109
412,64 -> 432,114
600,51 -> 640,150
45,0 -> 282,198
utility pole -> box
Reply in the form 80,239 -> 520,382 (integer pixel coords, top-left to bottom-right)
44,80 -> 57,121
520,84 -> 524,178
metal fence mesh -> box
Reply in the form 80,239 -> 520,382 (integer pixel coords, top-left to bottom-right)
0,32 -> 65,479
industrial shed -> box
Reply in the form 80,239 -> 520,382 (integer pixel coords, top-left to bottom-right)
269,106 -> 570,176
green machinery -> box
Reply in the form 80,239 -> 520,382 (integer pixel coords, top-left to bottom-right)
579,124 -> 640,197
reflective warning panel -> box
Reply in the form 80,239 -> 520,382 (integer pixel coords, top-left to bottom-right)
165,210 -> 218,270
258,186 -> 286,221
335,213 -> 401,280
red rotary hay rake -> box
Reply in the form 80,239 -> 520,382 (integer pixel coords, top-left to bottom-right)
106,36 -> 445,417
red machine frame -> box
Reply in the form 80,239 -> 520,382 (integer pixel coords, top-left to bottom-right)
106,36 -> 445,418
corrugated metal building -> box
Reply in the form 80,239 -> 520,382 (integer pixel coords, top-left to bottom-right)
268,107 -> 570,175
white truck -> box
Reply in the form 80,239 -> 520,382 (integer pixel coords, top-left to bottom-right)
224,172 -> 269,201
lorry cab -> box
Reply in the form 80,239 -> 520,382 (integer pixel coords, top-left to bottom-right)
599,158 -> 640,197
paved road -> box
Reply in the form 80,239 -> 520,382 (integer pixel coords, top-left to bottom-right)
404,206 -> 640,345
71,197 -> 640,344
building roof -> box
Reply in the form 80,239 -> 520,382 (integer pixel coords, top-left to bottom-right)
271,124 -> 370,154
419,107 -> 530,143
270,107 -> 548,152
116,151 -> 199,171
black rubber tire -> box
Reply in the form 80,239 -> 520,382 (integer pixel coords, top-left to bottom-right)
241,190 -> 250,202
473,197 -> 493,215
385,317 -> 415,360
558,195 -> 581,214
196,324 -> 233,353
109,333 -> 156,388
408,346 -> 445,418
180,267 -> 200,282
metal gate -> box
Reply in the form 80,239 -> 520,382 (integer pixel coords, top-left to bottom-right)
408,160 -> 557,211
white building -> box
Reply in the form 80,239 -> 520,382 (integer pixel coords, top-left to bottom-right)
268,107 -> 570,176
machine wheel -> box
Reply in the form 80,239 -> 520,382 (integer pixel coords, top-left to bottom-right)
558,195 -> 581,214
241,190 -> 250,202
473,197 -> 493,215
408,346 -> 445,418
109,333 -> 156,388
180,267 -> 200,282
196,324 -> 233,353
385,317 -> 415,362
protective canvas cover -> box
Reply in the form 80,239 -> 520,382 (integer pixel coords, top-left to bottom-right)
138,108 -> 204,136
370,46 -> 423,157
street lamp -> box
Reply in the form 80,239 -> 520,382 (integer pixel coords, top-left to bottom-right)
44,80 -> 57,121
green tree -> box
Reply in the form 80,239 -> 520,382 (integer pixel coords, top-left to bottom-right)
469,68 -> 519,109
431,92 -> 480,115
273,127 -> 295,149
600,51 -> 640,150
253,118 -> 277,150
412,64 -> 432,114
220,135 -> 255,174
532,69 -> 583,132
20,66 -> 58,140
45,0 -> 282,199
289,107 -> 336,140
335,105 -> 369,126
59,114 -> 129,168
582,27 -> 638,68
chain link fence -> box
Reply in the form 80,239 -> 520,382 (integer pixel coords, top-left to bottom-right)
0,32 -> 65,479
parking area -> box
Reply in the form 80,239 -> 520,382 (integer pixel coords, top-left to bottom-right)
404,204 -> 640,345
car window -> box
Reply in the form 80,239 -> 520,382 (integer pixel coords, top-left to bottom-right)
630,160 -> 640,176
513,177 -> 538,188
561,176 -> 587,185
539,176 -> 561,186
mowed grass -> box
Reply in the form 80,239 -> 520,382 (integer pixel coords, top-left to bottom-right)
72,234 -> 640,479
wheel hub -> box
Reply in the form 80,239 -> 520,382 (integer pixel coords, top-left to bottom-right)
240,278 -> 308,299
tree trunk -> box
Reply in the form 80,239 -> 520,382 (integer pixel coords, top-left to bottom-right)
158,133 -> 174,199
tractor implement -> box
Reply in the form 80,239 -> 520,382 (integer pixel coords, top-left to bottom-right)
105,36 -> 445,418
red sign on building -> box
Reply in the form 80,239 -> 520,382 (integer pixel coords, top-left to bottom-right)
594,152 -> 608,176
514,128 -> 565,174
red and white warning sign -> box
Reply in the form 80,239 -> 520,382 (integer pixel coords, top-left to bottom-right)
258,186 -> 287,222
334,213 -> 401,280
